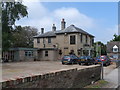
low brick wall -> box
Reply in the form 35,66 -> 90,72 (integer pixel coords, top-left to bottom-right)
2,66 -> 101,88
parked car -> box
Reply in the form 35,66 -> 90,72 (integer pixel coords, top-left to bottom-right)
95,55 -> 111,66
78,56 -> 96,65
61,55 -> 79,65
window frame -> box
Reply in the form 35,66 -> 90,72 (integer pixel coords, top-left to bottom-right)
25,50 -> 33,57
70,35 -> 76,45
80,34 -> 82,43
45,51 -> 48,57
86,35 -> 88,44
43,38 -> 45,44
37,38 -> 40,43
113,48 -> 118,52
48,38 -> 51,43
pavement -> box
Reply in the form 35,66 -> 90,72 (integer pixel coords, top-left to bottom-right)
103,63 -> 119,88
1,61 -> 99,82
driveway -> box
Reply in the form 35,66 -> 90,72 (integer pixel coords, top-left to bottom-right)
1,61 -> 99,82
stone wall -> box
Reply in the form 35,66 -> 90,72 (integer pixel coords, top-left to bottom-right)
38,50 -> 59,61
2,66 -> 101,88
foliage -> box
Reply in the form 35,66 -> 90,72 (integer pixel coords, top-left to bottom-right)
112,34 -> 120,41
94,41 -> 107,57
11,26 -> 38,48
2,2 -> 28,51
84,80 -> 108,88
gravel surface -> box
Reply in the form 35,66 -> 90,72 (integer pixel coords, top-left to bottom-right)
1,61 -> 99,82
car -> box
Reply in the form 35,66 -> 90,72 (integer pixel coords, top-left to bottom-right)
61,55 -> 79,65
78,56 -> 96,65
95,55 -> 111,66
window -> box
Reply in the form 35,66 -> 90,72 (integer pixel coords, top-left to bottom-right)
92,38 -> 94,46
43,38 -> 45,44
25,51 -> 33,57
48,38 -> 51,43
113,48 -> 118,52
37,38 -> 40,43
113,45 -> 118,52
90,38 -> 93,46
45,51 -> 48,57
86,35 -> 88,43
70,35 -> 76,44
80,34 -> 82,43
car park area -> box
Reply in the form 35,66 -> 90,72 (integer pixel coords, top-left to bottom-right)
1,61 -> 99,82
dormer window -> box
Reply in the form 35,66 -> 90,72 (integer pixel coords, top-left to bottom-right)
113,45 -> 118,52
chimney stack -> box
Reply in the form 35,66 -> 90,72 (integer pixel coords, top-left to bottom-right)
52,24 -> 56,31
41,28 -> 44,34
61,18 -> 66,30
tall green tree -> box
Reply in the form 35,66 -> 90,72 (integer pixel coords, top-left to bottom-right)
2,2 -> 28,51
12,26 -> 38,48
94,41 -> 107,57
112,34 -> 120,41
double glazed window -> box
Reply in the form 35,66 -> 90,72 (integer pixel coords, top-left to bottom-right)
70,35 -> 76,44
25,51 -> 33,57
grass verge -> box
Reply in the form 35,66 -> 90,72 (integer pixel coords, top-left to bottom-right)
84,80 -> 108,88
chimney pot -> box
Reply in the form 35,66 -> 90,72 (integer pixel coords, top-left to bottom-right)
52,24 -> 56,31
41,28 -> 44,34
62,18 -> 64,21
61,18 -> 66,30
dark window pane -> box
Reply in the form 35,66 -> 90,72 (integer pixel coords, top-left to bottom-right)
43,38 -> 45,43
25,51 -> 33,57
48,38 -> 51,43
81,34 -> 82,43
70,35 -> 76,44
86,35 -> 87,43
37,38 -> 40,43
45,51 -> 48,57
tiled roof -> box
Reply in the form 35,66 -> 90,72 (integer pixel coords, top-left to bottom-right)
33,31 -> 56,38
34,24 -> 94,38
55,25 -> 94,37
107,41 -> 120,53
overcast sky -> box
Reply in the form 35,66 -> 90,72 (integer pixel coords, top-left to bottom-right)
16,0 -> 118,44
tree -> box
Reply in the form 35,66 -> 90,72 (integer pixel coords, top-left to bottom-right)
12,26 -> 38,48
94,41 -> 107,57
2,2 -> 28,51
112,34 -> 120,41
